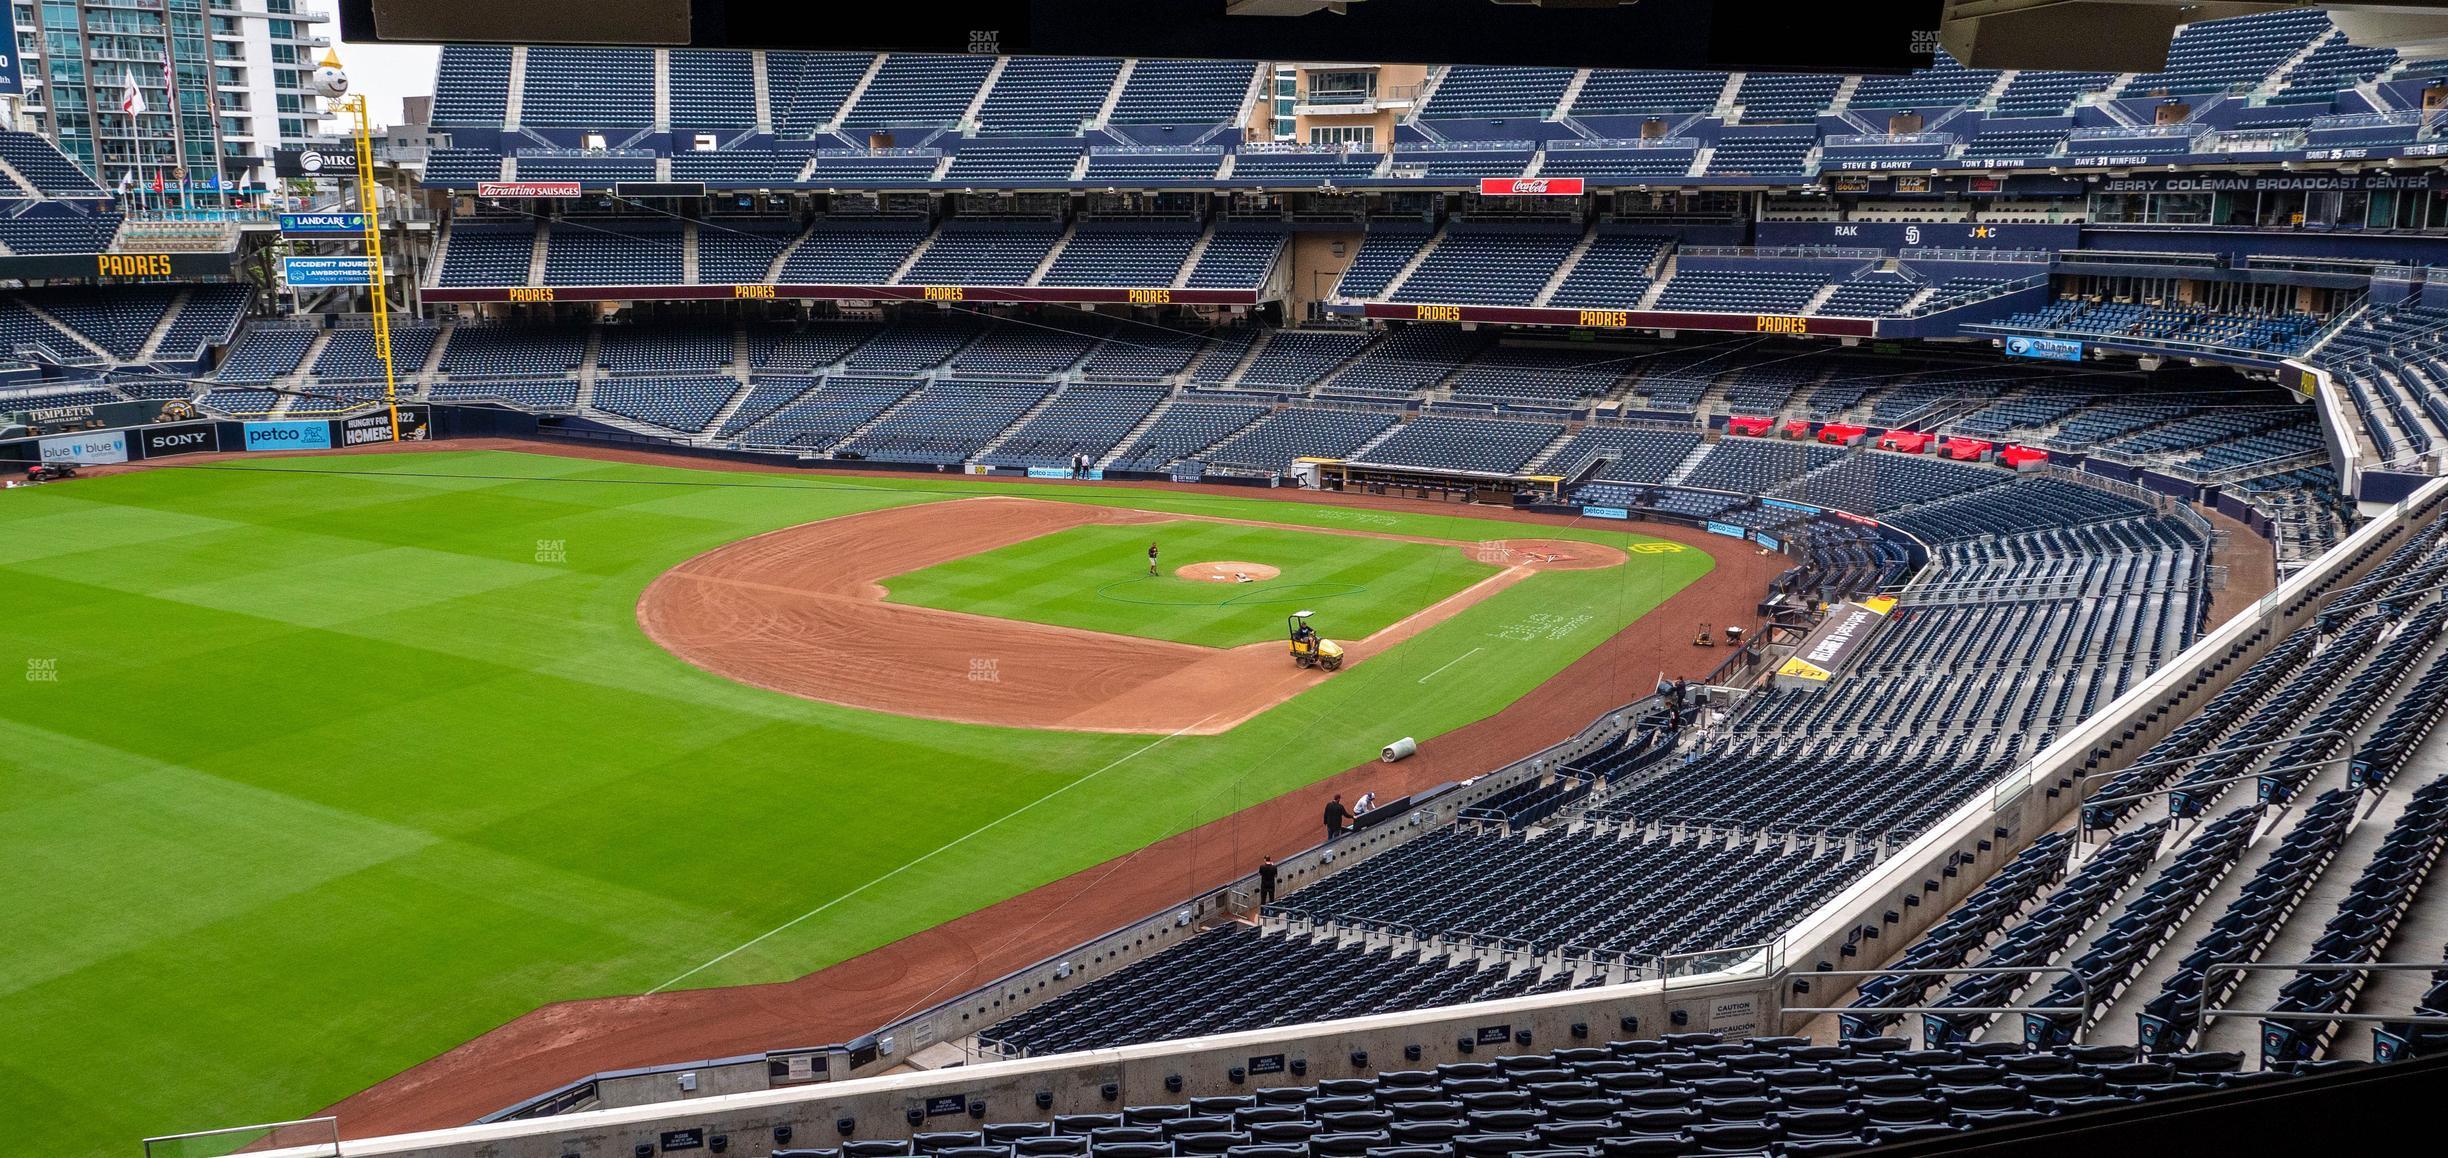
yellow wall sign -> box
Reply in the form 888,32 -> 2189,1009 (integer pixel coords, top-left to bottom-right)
922,286 -> 965,301
96,254 -> 176,277
733,284 -> 776,299
1777,658 -> 1835,682
1754,316 -> 1810,335
1413,304 -> 1463,322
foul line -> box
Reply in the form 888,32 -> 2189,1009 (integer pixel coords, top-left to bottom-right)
645,713 -> 1217,995
1416,646 -> 1483,685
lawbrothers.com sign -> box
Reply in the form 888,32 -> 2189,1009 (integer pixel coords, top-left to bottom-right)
39,430 -> 129,465
243,420 -> 331,451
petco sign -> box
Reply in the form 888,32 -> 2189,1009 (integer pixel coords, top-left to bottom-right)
1479,177 -> 1584,197
244,421 -> 332,451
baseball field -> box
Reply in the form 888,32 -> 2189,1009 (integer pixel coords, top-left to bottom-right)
0,448 -> 1712,1152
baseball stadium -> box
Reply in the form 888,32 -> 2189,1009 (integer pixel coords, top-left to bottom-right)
8,3 -> 2448,1156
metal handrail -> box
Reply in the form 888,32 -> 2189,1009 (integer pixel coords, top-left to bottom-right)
2199,961 -> 2448,1032
1781,965 -> 2104,1044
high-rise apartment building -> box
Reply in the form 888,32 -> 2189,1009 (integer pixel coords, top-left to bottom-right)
6,0 -> 336,187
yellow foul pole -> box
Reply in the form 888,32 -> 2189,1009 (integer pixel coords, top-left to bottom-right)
325,50 -> 400,441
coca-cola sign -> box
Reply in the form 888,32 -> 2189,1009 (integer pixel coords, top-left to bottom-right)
1478,177 -> 1585,196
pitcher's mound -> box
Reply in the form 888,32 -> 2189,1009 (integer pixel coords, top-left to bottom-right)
1177,561 -> 1280,583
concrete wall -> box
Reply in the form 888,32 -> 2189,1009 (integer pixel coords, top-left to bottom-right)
1283,232 -> 1366,321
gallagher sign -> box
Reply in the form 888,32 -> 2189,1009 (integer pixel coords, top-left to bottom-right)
2004,335 -> 2085,363
1479,177 -> 1584,196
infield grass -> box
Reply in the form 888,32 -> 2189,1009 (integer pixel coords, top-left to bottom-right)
882,520 -> 1501,648
0,449 -> 1710,1153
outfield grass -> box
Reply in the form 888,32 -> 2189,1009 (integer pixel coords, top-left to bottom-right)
882,520 -> 1500,648
0,450 -> 1710,1153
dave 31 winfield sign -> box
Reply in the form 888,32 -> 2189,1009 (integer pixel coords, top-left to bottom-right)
1478,178 -> 1585,196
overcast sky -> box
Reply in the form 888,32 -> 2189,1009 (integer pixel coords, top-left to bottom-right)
332,36 -> 442,127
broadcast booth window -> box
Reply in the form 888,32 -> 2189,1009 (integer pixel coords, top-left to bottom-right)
335,0 -> 1946,72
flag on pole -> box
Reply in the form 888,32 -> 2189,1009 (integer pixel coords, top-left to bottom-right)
119,70 -> 145,116
151,170 -> 165,194
118,171 -> 134,196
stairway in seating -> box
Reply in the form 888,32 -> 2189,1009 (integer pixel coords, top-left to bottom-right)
1377,225 -> 1448,299
132,289 -> 193,361
1026,223 -> 1078,287
1172,222 -> 1220,289
828,54 -> 889,131
1097,393 -> 1181,469
527,222 -> 551,284
886,227 -> 942,285
1533,225 -> 1599,307
970,385 -> 1069,463
1659,438 -> 1719,485
1089,59 -> 1135,130
1636,257 -> 1677,311
1521,425 -> 1587,474
822,381 -> 930,452
574,328 -> 603,410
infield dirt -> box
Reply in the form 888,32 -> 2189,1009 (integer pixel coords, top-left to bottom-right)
638,495 -> 1626,734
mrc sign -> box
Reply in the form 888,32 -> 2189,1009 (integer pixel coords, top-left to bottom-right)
1478,177 -> 1584,197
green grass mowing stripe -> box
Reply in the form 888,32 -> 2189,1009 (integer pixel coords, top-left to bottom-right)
883,521 -> 1503,648
0,450 -> 1708,1152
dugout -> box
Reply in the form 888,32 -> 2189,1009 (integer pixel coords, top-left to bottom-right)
1297,456 -> 1563,504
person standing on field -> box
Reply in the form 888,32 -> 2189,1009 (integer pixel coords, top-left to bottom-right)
1323,793 -> 1350,842
1148,541 -> 1160,576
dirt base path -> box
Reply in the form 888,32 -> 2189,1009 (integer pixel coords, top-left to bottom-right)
639,496 -> 1626,734
283,439 -> 1791,1138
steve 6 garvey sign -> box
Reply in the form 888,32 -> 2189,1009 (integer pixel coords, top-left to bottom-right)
1478,177 -> 1584,197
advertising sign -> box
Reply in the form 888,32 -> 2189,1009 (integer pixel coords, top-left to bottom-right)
1775,600 -> 1893,684
2004,335 -> 2085,363
273,143 -> 362,177
284,256 -> 377,286
1581,505 -> 1630,520
1705,521 -> 1748,538
38,430 -> 128,465
139,423 -> 220,458
338,405 -> 430,446
1478,177 -> 1584,197
477,181 -> 583,199
244,421 -> 332,451
0,4 -> 21,96
279,212 -> 368,235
